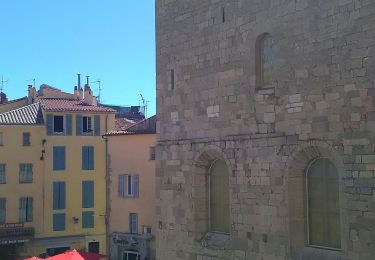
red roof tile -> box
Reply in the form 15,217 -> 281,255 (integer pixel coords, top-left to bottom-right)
39,99 -> 116,113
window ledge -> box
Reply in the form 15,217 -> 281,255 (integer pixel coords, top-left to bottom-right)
200,232 -> 231,250
295,247 -> 344,260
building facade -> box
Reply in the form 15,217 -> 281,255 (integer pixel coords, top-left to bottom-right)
106,116 -> 156,260
0,82 -> 115,259
156,1 -> 375,259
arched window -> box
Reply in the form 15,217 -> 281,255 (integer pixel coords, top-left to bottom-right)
307,158 -> 341,249
209,159 -> 230,233
256,33 -> 273,87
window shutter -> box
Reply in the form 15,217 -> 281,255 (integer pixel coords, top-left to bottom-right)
129,213 -> 132,233
27,198 -> 33,221
60,182 -> 66,209
130,213 -> 138,234
19,198 -> 26,222
82,147 -> 88,170
82,181 -> 94,208
134,175 -> 139,198
66,114 -> 72,136
89,182 -> 94,207
89,147 -> 94,170
82,211 -> 94,228
46,114 -> 53,135
76,115 -> 83,136
82,181 -> 88,207
94,115 -> 100,136
0,198 -> 6,223
53,182 -> 59,210
53,213 -> 65,231
118,175 -> 127,197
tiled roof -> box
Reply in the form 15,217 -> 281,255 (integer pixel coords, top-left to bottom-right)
115,117 -> 142,131
105,115 -> 156,136
0,103 -> 44,125
39,98 -> 116,113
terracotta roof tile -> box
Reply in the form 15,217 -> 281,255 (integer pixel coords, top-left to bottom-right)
0,103 -> 44,125
39,98 -> 116,113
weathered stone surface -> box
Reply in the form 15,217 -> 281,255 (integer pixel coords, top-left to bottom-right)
156,0 -> 375,259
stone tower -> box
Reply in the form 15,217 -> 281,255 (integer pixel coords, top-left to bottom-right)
155,0 -> 375,259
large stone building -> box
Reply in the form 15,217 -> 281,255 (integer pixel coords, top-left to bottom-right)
155,0 -> 375,259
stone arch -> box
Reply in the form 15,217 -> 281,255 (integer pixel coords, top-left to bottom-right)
286,141 -> 346,259
191,145 -> 233,238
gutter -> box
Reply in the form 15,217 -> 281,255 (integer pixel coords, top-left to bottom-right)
102,114 -> 110,257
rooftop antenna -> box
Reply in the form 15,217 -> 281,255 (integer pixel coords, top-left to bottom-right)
26,78 -> 36,88
92,80 -> 102,103
0,76 -> 8,93
139,94 -> 150,118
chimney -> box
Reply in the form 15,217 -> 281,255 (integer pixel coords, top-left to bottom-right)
74,86 -> 79,100
0,92 -> 7,104
27,85 -> 36,104
84,84 -> 93,105
77,74 -> 81,89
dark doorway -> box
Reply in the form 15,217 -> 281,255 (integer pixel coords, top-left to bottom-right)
0,244 -> 20,260
88,241 -> 99,253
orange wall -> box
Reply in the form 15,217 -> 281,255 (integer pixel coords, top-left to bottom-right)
108,134 -> 155,234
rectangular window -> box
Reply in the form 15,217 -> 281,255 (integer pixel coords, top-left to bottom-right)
22,132 -> 30,146
19,197 -> 33,222
82,116 -> 93,133
19,163 -> 33,183
53,115 -> 64,133
53,213 -> 65,231
129,213 -> 138,234
0,164 -> 5,184
53,182 -> 66,210
149,146 -> 156,160
82,146 -> 94,170
118,174 -> 139,198
82,211 -> 94,228
0,198 -> 6,223
53,146 -> 66,171
0,132 -> 3,145
171,69 -> 175,90
82,181 -> 94,208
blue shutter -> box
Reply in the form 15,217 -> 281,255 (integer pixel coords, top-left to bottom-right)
46,114 -> 53,135
118,175 -> 126,197
134,175 -> 139,198
82,181 -> 94,208
66,114 -> 72,136
27,198 -> 33,221
82,211 -> 94,228
19,198 -> 26,222
89,146 -> 94,170
129,213 -> 138,234
53,182 -> 59,209
88,181 -> 94,207
53,147 -> 66,171
53,213 -> 65,231
76,115 -> 82,136
82,147 -> 88,170
94,115 -> 100,136
60,182 -> 66,209
0,198 -> 6,223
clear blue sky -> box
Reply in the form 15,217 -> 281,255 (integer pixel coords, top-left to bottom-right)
0,0 -> 156,116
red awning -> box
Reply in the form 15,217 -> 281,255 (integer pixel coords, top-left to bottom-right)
46,249 -> 106,260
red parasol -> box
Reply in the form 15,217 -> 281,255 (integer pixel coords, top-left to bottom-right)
46,249 -> 106,260
24,257 -> 43,260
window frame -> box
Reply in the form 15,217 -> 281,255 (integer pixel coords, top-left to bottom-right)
19,163 -> 33,183
305,157 -> 341,250
82,116 -> 93,135
19,197 -> 33,222
129,212 -> 138,234
53,115 -> 65,134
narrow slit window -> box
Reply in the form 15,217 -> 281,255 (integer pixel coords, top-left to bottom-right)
171,69 -> 175,90
221,7 -> 225,23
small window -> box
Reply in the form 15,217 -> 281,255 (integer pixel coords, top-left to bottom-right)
22,132 -> 30,146
20,197 -> 33,222
118,174 -> 139,198
149,146 -> 156,160
53,116 -> 64,133
82,116 -> 93,133
0,198 -> 6,223
82,211 -> 94,228
53,182 -> 66,210
0,164 -> 5,184
129,213 -> 138,234
53,213 -> 66,231
0,132 -> 4,146
53,146 -> 66,171
256,33 -> 274,87
19,163 -> 33,183
88,241 -> 100,253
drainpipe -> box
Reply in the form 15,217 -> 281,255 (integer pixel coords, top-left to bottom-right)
102,114 -> 110,257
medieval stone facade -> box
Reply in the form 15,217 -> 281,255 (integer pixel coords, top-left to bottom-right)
155,1 -> 375,259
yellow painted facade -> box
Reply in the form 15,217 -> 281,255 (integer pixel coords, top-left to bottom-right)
0,86 -> 116,258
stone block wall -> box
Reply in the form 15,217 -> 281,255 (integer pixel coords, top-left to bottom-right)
156,0 -> 375,259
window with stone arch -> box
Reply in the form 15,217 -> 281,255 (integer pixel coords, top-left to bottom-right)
209,159 -> 230,233
255,33 -> 274,87
306,158 -> 341,249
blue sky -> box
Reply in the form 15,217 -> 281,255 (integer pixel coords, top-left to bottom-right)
0,0 -> 156,116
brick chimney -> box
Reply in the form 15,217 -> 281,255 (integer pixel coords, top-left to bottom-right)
27,85 -> 36,104
84,84 -> 94,104
74,86 -> 79,100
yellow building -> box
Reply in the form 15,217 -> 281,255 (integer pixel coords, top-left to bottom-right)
0,82 -> 115,258
105,116 -> 156,260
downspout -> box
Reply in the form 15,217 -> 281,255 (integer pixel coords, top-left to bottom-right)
102,114 -> 110,257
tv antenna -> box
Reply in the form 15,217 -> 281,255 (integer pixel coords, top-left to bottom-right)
0,76 -> 8,93
26,78 -> 36,88
91,80 -> 102,103
139,94 -> 150,118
